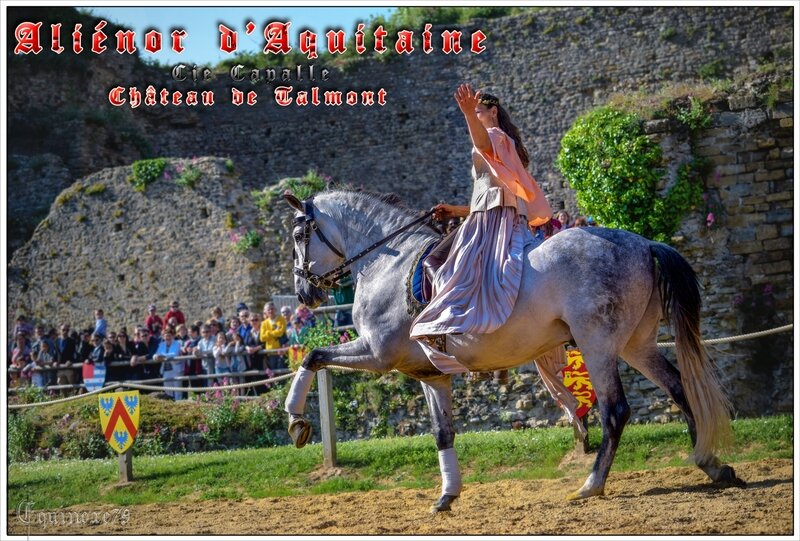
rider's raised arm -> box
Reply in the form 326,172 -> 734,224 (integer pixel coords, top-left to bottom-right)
454,84 -> 494,159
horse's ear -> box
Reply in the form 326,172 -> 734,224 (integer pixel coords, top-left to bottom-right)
283,190 -> 303,212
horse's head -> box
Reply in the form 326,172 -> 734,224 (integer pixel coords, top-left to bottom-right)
284,191 -> 344,309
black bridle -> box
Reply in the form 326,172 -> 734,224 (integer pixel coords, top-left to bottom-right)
293,201 -> 437,290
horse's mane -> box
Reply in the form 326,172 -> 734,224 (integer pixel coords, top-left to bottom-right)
314,188 -> 417,218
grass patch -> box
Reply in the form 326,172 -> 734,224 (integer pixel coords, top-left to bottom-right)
7,415 -> 791,509
84,182 -> 106,195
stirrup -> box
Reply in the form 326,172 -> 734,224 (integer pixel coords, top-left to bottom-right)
422,334 -> 447,354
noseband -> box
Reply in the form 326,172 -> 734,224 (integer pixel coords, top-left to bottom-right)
293,200 -> 437,290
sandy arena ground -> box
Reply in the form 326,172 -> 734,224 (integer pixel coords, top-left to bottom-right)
7,458 -> 793,536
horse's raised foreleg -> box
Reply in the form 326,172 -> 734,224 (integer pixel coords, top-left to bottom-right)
284,337 -> 385,448
420,374 -> 460,513
569,350 -> 630,500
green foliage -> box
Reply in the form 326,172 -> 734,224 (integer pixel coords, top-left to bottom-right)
252,169 -> 330,212
332,371 -> 418,437
673,96 -> 712,130
62,428 -> 110,459
660,27 -> 677,40
84,182 -> 106,195
8,412 -> 38,463
199,386 -> 289,448
14,385 -> 48,404
129,158 -> 167,192
75,214 -> 87,223
556,106 -> 709,243
225,158 -> 235,173
697,58 -> 726,81
224,212 -> 236,230
557,107 -> 664,239
175,166 -> 201,189
233,230 -> 263,254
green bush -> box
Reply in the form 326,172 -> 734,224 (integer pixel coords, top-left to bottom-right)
252,169 -> 330,212
129,158 -> 167,192
673,96 -> 712,130
62,428 -> 110,459
8,412 -> 38,463
556,106 -> 704,243
233,230 -> 263,254
175,166 -> 201,189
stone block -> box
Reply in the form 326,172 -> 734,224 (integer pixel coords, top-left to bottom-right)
765,191 -> 793,202
745,162 -> 766,172
756,137 -> 777,149
779,117 -> 793,128
728,241 -> 763,255
764,261 -> 793,275
696,146 -> 722,157
768,102 -> 794,119
728,94 -> 759,111
766,208 -> 793,224
717,164 -> 746,176
780,147 -> 793,159
766,159 -> 793,171
756,224 -> 779,241
708,155 -> 736,166
754,169 -> 786,182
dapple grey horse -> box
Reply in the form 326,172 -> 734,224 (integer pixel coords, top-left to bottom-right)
282,189 -> 744,512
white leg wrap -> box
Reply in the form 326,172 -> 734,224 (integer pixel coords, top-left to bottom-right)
438,448 -> 462,496
284,367 -> 315,415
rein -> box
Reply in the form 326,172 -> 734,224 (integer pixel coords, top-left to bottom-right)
294,201 -> 437,290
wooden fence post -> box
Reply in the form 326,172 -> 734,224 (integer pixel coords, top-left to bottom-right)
317,369 -> 337,468
119,449 -> 133,482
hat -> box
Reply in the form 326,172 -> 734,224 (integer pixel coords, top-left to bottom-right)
235,302 -> 249,312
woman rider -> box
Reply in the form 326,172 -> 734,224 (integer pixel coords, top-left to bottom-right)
410,83 -> 552,374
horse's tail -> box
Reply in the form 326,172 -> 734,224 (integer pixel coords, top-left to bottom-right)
650,242 -> 733,463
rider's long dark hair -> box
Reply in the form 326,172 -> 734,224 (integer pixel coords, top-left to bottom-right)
480,93 -> 530,168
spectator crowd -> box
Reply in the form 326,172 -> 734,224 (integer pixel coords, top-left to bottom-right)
8,300 -> 328,398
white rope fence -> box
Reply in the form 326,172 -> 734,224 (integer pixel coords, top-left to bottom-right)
8,371 -> 298,410
655,323 -> 793,348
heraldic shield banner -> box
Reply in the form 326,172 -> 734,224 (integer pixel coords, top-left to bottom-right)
98,390 -> 140,454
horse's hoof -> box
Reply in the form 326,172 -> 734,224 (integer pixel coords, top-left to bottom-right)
430,494 -> 458,513
567,487 -> 604,501
716,465 -> 747,488
288,417 -> 312,448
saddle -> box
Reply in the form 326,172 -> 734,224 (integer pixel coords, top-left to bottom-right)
405,229 -> 458,315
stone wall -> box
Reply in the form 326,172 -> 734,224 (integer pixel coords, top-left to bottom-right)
8,6 -> 793,257
6,6 -> 794,424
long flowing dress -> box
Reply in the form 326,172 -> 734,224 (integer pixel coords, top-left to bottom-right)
409,127 -> 551,374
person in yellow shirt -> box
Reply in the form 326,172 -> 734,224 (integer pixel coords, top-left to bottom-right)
260,302 -> 287,369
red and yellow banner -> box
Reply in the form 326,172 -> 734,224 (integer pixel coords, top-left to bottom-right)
560,349 -> 596,418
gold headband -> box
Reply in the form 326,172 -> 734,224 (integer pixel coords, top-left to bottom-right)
479,96 -> 500,106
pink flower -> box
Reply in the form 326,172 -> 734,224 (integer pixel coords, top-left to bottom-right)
706,212 -> 715,228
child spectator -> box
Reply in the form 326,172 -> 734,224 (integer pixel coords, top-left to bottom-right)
94,309 -> 108,338
287,317 -> 308,346
226,316 -> 242,341
213,332 -> 231,378
31,341 -> 55,389
210,306 -> 225,328
10,333 -> 32,386
164,300 -> 186,326
145,304 -> 164,335
229,332 -> 248,393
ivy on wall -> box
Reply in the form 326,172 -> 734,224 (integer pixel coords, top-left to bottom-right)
555,104 -> 709,243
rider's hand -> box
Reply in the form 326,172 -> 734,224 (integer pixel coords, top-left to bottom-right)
434,203 -> 456,221
453,83 -> 481,116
